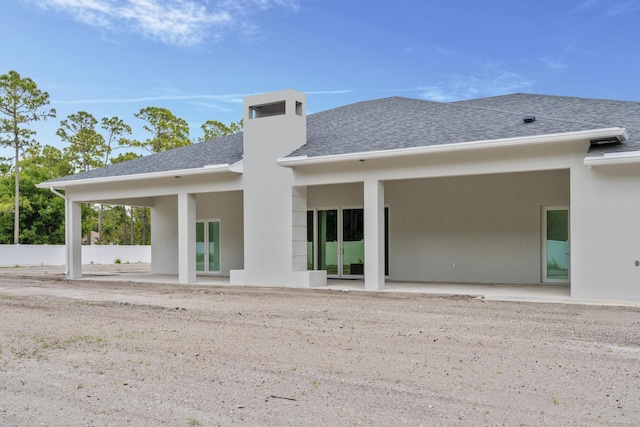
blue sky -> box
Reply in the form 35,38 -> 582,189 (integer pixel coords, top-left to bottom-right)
1,0 -> 640,160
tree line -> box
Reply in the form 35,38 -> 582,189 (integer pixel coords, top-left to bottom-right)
0,70 -> 242,245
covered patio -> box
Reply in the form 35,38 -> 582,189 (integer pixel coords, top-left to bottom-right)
10,263 -> 640,305
71,264 -> 580,304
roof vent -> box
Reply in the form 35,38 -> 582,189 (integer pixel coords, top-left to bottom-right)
523,115 -> 536,123
590,137 -> 621,148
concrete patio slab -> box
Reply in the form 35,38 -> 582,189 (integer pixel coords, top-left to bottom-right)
2,263 -> 636,307
78,269 -> 640,307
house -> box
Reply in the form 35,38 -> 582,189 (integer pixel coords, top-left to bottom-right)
38,89 -> 640,301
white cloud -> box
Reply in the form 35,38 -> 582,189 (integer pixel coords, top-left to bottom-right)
434,46 -> 454,55
541,56 -> 568,70
23,0 -> 299,46
603,1 -> 640,17
52,92 -> 251,104
52,88 -> 352,105
417,71 -> 534,102
305,90 -> 353,95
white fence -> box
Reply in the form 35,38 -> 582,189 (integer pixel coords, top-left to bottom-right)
0,245 -> 151,267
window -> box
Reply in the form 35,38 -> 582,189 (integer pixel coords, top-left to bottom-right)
249,101 -> 286,119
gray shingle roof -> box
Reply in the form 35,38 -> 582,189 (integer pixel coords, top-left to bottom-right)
47,132 -> 244,183
452,93 -> 640,156
45,93 -> 640,185
290,94 -> 640,157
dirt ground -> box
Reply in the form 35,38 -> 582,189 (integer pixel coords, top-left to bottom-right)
0,267 -> 639,426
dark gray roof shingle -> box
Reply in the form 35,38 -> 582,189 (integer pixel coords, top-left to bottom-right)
47,132 -> 243,183
45,93 -> 640,184
291,95 -> 638,157
452,93 -> 640,156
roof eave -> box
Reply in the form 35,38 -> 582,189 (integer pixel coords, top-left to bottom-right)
583,150 -> 640,167
277,127 -> 629,167
36,163 -> 242,190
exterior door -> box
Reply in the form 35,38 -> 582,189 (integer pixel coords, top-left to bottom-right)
315,209 -> 364,278
196,220 -> 220,273
317,210 -> 339,276
311,208 -> 383,278
542,207 -> 569,283
342,208 -> 364,277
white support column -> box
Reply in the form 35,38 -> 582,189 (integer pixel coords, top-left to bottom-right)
364,179 -> 385,290
292,186 -> 308,271
178,192 -> 196,284
66,199 -> 82,279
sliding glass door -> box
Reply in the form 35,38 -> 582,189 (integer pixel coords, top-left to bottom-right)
342,209 -> 364,276
196,220 -> 220,273
542,207 -> 569,282
317,210 -> 338,275
309,208 -> 387,278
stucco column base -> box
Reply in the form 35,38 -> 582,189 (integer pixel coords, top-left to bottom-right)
230,269 -> 327,288
293,270 -> 327,287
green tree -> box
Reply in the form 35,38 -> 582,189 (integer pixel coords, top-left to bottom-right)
127,106 -> 189,245
23,144 -> 73,178
57,111 -> 109,245
0,162 -> 65,244
57,111 -> 106,173
199,119 -> 243,142
133,107 -> 190,153
0,157 -> 11,177
111,152 -> 145,245
0,70 -> 56,244
101,116 -> 132,165
97,116 -> 132,244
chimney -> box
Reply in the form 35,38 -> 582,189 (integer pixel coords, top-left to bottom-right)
242,89 -> 306,165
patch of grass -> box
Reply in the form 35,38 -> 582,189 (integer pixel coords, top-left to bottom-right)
63,334 -> 107,347
37,337 -> 61,350
117,329 -> 141,339
187,418 -> 200,426
552,397 -> 559,405
11,346 -> 46,361
11,334 -> 107,362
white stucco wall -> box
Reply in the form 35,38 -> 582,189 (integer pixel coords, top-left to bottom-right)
196,191 -> 244,275
231,89 -> 326,287
307,182 -> 364,207
306,171 -> 570,285
571,164 -> 640,300
151,195 -> 179,274
386,170 -> 569,284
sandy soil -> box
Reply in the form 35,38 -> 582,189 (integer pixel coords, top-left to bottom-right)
0,268 -> 639,426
